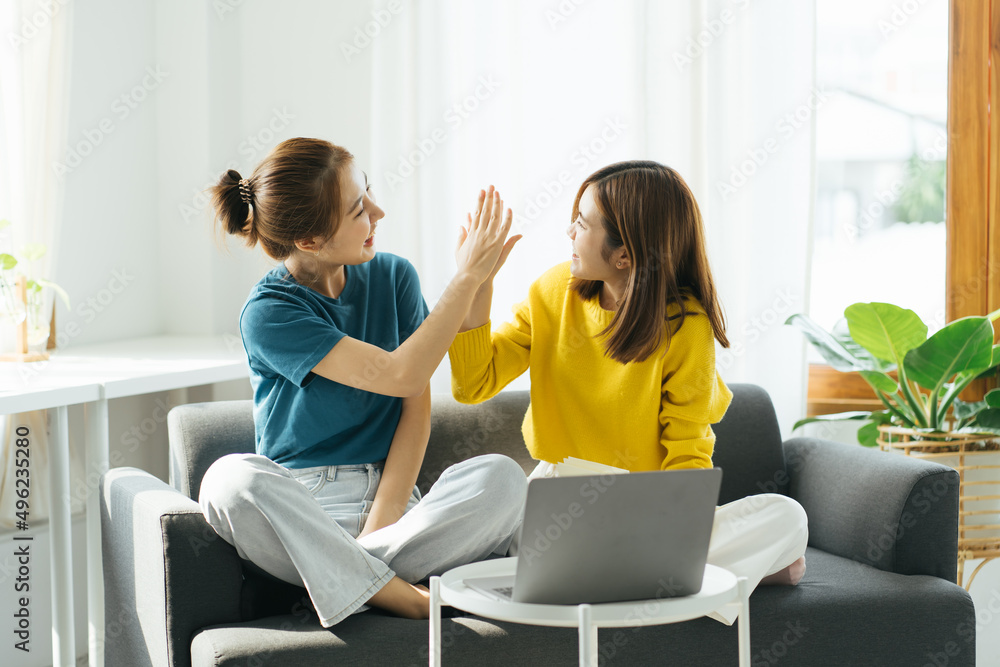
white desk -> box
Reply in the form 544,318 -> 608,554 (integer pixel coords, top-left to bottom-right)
430,560 -> 750,667
0,335 -> 248,667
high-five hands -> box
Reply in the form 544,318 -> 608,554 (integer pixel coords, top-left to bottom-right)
455,185 -> 522,285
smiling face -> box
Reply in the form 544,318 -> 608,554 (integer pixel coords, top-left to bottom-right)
314,161 -> 384,266
567,184 -> 616,281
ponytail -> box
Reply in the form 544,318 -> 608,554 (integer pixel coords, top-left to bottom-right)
211,169 -> 258,247
208,138 -> 354,260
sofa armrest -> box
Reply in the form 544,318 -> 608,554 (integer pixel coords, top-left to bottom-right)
101,467 -> 244,667
783,437 -> 959,582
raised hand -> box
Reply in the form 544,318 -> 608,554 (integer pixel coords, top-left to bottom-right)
454,185 -> 514,285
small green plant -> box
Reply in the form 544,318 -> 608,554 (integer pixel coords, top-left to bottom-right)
893,154 -> 946,224
0,219 -> 70,345
787,302 -> 1000,447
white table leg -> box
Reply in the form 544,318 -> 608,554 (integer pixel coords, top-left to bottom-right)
429,576 -> 442,667
578,604 -> 597,667
737,576 -> 750,667
50,405 -> 76,666
85,398 -> 108,667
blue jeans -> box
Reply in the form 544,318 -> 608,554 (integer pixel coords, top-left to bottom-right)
199,453 -> 526,626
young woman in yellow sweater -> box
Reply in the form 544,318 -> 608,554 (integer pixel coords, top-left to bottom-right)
448,160 -> 808,623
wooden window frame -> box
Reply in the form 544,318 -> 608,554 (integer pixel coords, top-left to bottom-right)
807,0 -> 999,417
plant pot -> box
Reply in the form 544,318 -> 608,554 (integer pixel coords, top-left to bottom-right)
878,424 -> 1000,589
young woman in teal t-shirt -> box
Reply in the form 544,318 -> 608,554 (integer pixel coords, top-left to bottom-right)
201,137 -> 524,626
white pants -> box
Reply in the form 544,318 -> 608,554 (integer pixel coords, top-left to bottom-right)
522,462 -> 809,625
199,453 -> 527,626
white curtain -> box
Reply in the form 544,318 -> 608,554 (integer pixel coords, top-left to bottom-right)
370,0 -> 815,437
0,0 -> 77,526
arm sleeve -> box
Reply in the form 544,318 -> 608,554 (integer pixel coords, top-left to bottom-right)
395,259 -> 430,343
448,299 -> 532,404
240,294 -> 346,388
658,313 -> 733,470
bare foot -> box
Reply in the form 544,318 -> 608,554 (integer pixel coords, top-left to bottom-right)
760,556 -> 806,586
366,577 -> 430,619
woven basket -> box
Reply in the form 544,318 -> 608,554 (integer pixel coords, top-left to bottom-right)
878,425 -> 1000,590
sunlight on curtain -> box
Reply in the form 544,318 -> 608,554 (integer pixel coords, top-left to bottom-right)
0,0 -> 76,525
370,0 -> 815,436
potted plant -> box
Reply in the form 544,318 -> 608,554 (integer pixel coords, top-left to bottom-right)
786,302 -> 1000,588
0,218 -> 70,356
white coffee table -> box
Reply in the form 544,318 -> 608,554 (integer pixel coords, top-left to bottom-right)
429,558 -> 749,667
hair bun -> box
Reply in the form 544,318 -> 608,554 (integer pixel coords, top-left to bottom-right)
227,169 -> 241,181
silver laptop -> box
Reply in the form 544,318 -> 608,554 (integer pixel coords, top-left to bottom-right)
465,468 -> 722,605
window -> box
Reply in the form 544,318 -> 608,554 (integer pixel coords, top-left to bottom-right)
807,0 -> 1000,415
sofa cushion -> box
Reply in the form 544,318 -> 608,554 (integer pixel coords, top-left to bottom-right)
190,548 -> 975,667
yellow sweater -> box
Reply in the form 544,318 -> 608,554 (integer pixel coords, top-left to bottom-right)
448,262 -> 733,472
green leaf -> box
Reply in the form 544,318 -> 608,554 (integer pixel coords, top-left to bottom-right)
955,425 -> 1000,437
903,316 -> 995,392
860,371 -> 898,394
18,243 -> 46,261
35,278 -> 71,309
986,389 -> 1000,408
857,411 -> 892,447
0,218 -> 10,231
0,253 -> 16,271
785,313 -> 878,372
857,422 -> 881,447
25,280 -> 41,293
833,319 -> 896,372
954,398 -> 987,421
793,411 -> 874,432
846,302 -> 928,364
972,408 -> 1000,431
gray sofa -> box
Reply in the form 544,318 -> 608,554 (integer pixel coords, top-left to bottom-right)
101,384 -> 976,666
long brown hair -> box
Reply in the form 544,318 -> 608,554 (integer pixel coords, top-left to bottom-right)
210,137 -> 354,259
570,160 -> 729,363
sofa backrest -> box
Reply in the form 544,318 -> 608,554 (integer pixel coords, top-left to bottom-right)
712,383 -> 789,503
168,400 -> 255,499
168,384 -> 787,505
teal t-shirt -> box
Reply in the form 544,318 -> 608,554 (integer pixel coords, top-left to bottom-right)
239,253 -> 430,468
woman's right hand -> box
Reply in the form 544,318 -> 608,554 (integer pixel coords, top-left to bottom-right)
454,185 -> 513,285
